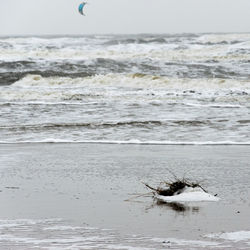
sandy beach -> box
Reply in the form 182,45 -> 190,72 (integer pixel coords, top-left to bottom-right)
0,143 -> 250,249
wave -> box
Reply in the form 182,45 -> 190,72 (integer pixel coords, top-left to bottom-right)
197,33 -> 250,44
10,74 -> 250,88
0,70 -> 93,85
1,56 -> 250,86
2,35 -> 250,67
1,74 -> 249,103
0,120 -> 163,130
0,101 -> 246,109
10,74 -> 250,91
2,46 -> 250,64
103,37 -> 168,45
1,119 -> 220,133
0,58 -> 162,85
1,139 -> 250,145
1,58 -> 131,85
185,103 -> 246,108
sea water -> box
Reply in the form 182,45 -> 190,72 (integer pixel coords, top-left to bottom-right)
0,33 -> 250,144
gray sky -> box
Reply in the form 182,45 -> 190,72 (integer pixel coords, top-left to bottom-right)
0,0 -> 250,35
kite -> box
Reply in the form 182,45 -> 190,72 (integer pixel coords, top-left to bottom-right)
78,2 -> 87,16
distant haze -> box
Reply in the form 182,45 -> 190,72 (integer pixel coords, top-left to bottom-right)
1,0 -> 250,35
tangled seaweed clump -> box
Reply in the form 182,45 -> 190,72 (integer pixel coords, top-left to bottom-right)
125,176 -> 219,205
143,178 -> 207,197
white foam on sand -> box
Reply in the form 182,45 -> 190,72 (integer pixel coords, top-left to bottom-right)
207,231 -> 250,242
1,218 -> 250,249
152,237 -> 220,247
155,187 -> 220,203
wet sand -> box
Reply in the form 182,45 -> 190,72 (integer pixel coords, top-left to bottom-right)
0,143 -> 250,249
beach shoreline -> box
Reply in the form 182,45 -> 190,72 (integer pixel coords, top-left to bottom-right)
0,143 -> 250,248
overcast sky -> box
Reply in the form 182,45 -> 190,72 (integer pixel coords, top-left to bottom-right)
0,0 -> 250,35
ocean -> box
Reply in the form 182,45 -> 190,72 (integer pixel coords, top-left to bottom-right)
0,33 -> 250,144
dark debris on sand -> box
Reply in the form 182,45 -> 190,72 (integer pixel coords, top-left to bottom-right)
143,178 -> 207,197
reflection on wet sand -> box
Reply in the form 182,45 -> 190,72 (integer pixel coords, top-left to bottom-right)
152,199 -> 200,213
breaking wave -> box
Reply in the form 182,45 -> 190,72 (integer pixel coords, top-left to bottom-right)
2,60 -> 250,86
0,74 -> 249,105
0,120 -> 163,130
10,74 -> 250,90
